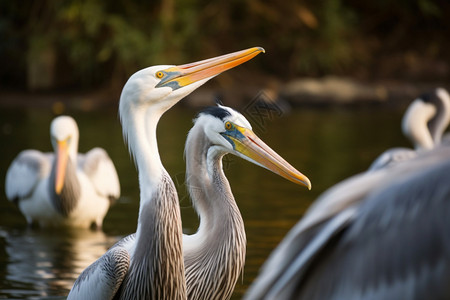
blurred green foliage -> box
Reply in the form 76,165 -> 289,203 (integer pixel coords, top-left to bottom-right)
1,0 -> 449,89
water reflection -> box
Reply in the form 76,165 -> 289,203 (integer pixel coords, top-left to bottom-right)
0,227 -> 117,299
0,105 -> 407,299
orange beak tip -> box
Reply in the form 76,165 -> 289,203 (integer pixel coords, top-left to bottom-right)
304,178 -> 312,190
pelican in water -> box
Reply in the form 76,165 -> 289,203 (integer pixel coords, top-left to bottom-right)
276,87 -> 450,251
68,47 -> 264,299
403,87 -> 450,147
5,115 -> 120,229
183,105 -> 310,300
369,87 -> 450,171
244,88 -> 450,300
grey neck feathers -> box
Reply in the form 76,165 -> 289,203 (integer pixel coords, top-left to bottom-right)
117,171 -> 186,300
48,157 -> 80,217
184,124 -> 246,300
117,106 -> 186,300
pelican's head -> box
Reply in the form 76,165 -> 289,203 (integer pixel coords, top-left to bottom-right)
191,105 -> 311,190
119,47 -> 265,117
50,115 -> 79,194
402,87 -> 450,150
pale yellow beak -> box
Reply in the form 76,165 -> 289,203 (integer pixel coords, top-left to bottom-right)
55,139 -> 69,194
225,125 -> 312,190
156,47 -> 265,89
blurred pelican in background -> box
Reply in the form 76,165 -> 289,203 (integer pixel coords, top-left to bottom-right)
245,88 -> 450,300
403,87 -> 450,148
276,88 -> 450,251
369,87 -> 450,171
5,115 -> 120,229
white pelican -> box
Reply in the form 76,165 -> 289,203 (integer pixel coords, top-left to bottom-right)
68,47 -> 265,299
5,115 -> 120,229
182,105 -> 310,300
369,87 -> 450,171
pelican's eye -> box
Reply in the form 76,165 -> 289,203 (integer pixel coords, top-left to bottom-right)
225,121 -> 233,130
156,71 -> 165,79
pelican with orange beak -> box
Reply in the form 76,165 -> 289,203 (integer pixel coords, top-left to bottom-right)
5,115 -> 120,228
68,47 -> 264,299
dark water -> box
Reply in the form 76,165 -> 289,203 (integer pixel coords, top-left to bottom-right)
0,104 -> 407,299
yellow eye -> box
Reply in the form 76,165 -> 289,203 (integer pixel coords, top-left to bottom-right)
225,121 -> 232,130
156,71 -> 164,79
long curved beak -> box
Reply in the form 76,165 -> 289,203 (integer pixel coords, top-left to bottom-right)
224,126 -> 312,190
156,47 -> 265,89
55,139 -> 69,194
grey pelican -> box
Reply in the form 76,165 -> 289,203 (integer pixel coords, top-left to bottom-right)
289,88 -> 450,246
183,105 -> 310,300
369,87 -> 450,171
5,115 -> 120,229
245,145 -> 450,300
68,47 -> 264,299
244,89 -> 450,299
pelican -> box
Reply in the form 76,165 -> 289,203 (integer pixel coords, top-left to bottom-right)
369,87 -> 450,171
244,89 -> 450,299
183,105 -> 310,300
289,87 -> 450,242
245,145 -> 450,300
405,88 -> 450,146
5,115 -> 120,229
68,47 -> 264,299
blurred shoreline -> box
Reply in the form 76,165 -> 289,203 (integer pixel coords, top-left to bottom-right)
1,75 -> 448,113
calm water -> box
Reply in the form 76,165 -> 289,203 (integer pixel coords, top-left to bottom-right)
0,103 -> 407,299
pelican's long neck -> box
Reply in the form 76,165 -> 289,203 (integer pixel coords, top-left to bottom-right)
126,105 -> 164,191
429,88 -> 450,144
119,103 -> 186,300
184,124 -> 246,300
402,101 -> 435,151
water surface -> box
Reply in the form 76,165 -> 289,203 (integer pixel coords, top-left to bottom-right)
0,104 -> 407,299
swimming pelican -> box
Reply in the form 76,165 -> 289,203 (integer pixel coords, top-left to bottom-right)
5,115 -> 120,229
67,47 -> 264,299
369,87 -> 450,171
245,145 -> 450,300
183,105 -> 310,300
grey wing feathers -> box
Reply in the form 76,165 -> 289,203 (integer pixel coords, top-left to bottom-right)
5,150 -> 52,202
368,147 -> 417,171
246,151 -> 450,300
296,160 -> 450,300
68,245 -> 130,300
79,148 -> 120,202
244,208 -> 356,300
290,145 -> 450,236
